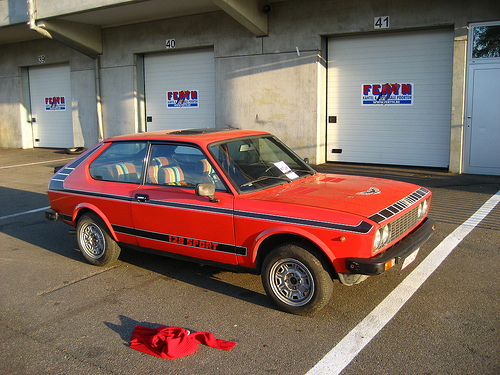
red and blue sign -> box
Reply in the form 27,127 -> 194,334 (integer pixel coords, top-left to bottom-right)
167,90 -> 199,108
361,83 -> 413,105
45,96 -> 66,111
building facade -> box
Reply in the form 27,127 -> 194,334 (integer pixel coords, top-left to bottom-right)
1,0 -> 499,174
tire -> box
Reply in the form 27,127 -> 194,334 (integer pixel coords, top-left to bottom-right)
77,213 -> 121,266
261,243 -> 334,315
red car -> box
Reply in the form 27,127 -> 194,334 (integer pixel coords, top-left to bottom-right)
45,129 -> 435,315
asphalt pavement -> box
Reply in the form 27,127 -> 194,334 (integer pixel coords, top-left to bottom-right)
1,148 -> 499,374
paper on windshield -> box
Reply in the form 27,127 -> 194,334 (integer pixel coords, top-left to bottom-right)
274,161 -> 299,180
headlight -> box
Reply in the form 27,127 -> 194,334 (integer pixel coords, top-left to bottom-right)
417,198 -> 430,219
373,224 -> 392,253
381,224 -> 391,244
373,228 -> 382,250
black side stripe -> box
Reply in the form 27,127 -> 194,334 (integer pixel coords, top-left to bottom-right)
50,188 -> 373,234
113,225 -> 247,256
55,189 -> 136,202
235,210 -> 373,234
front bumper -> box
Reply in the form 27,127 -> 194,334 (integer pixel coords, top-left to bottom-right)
346,217 -> 436,275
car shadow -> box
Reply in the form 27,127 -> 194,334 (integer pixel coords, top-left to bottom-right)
0,186 -> 83,262
0,186 -> 273,311
117,245 -> 272,310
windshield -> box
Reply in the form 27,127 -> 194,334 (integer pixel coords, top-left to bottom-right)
209,135 -> 315,192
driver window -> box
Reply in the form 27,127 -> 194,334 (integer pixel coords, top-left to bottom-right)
146,144 -> 225,190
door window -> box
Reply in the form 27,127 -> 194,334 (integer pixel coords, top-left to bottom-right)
146,143 -> 225,189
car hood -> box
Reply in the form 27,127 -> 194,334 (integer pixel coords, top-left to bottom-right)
245,173 -> 425,220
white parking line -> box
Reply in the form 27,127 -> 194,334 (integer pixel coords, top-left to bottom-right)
0,206 -> 50,221
307,190 -> 500,375
0,158 -> 72,221
0,157 -> 73,169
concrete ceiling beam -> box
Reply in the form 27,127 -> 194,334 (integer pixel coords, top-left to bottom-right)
211,0 -> 268,36
31,19 -> 102,58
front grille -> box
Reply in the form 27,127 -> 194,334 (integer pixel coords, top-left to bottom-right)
369,187 -> 429,223
389,205 -> 420,243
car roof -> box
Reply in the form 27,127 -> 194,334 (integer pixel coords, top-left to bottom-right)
105,128 -> 271,146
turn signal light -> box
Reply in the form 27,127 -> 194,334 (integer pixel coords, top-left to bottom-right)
384,259 -> 395,271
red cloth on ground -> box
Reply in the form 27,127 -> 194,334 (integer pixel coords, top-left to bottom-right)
130,325 -> 236,359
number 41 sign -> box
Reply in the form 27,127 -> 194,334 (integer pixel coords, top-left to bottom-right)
374,16 -> 390,29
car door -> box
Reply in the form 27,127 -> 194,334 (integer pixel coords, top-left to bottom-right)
130,143 -> 240,265
85,141 -> 149,246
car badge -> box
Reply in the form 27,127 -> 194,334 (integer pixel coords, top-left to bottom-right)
356,187 -> 381,195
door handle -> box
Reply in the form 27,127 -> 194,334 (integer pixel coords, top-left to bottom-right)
134,194 -> 149,202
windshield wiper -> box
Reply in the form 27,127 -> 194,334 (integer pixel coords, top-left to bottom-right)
292,169 -> 316,175
241,168 -> 315,188
240,175 -> 291,188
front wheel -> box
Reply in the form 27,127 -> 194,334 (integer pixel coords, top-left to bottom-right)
261,243 -> 333,315
77,213 -> 121,266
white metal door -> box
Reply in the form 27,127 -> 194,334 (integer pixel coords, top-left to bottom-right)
29,64 -> 73,148
144,49 -> 215,131
464,22 -> 500,175
327,29 -> 453,167
464,66 -> 500,175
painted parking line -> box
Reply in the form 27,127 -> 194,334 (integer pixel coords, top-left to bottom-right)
307,190 -> 500,375
0,158 -> 73,220
0,206 -> 50,221
0,157 -> 73,169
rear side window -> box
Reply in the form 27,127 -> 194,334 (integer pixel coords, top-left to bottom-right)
89,142 -> 147,183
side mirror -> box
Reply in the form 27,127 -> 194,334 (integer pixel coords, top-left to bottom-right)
196,183 -> 219,202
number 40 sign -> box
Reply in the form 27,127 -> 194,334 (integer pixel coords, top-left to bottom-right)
374,16 -> 390,29
165,39 -> 176,49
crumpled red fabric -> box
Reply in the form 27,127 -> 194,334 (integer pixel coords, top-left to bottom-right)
130,325 -> 236,359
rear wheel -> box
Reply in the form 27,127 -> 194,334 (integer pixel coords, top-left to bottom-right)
77,213 -> 120,266
261,243 -> 333,315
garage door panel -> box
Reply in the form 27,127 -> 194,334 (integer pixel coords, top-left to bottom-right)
336,136 -> 450,150
330,65 -> 452,80
330,33 -> 452,54
343,143 -> 449,154
144,49 -> 215,131
338,145 -> 450,166
336,126 -> 450,137
29,65 -> 73,148
327,29 -> 453,167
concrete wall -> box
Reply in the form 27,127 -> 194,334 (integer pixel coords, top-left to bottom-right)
0,38 -> 97,148
1,0 -> 499,168
98,9 -> 324,161
216,51 -> 322,158
0,0 -> 129,26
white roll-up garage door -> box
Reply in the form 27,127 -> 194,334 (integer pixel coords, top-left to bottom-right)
29,64 -> 73,148
144,49 -> 215,132
327,29 -> 453,167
